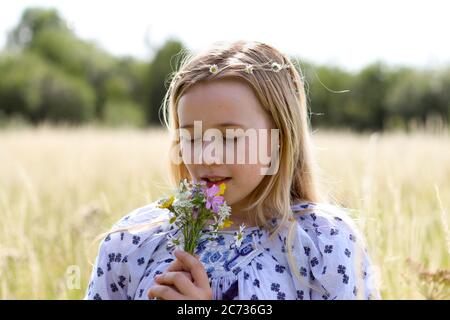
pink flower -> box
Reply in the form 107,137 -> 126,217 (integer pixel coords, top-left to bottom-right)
205,184 -> 224,213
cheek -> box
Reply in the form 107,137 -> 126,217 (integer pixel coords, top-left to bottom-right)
184,164 -> 194,177
224,134 -> 271,166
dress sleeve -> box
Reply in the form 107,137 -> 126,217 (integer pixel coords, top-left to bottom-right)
84,231 -> 131,300
292,204 -> 381,300
84,201 -> 171,300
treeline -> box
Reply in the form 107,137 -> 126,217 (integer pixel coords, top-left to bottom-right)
0,8 -> 449,131
0,8 -> 182,128
304,63 -> 450,131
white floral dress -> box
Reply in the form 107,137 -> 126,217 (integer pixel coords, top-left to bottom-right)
84,200 -> 381,300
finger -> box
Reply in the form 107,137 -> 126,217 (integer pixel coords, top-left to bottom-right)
148,284 -> 185,300
154,271 -> 197,296
173,249 -> 209,288
155,271 -> 193,283
159,270 -> 193,282
178,271 -> 193,282
166,252 -> 201,273
165,259 -> 187,273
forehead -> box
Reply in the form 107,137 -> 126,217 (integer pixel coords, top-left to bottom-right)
177,78 -> 270,128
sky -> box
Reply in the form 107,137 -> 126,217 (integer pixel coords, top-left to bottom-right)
0,0 -> 449,72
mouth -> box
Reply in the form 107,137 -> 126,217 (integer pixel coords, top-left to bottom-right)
200,176 -> 232,188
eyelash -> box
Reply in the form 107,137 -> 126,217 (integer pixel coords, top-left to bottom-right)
182,137 -> 241,143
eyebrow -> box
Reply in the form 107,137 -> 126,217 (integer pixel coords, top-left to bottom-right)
179,122 -> 245,129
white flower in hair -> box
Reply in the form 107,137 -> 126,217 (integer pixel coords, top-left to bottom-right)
209,64 -> 219,74
271,62 -> 282,72
244,64 -> 254,74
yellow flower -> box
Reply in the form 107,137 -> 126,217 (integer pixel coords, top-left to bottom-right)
215,183 -> 226,196
158,195 -> 174,209
219,219 -> 233,229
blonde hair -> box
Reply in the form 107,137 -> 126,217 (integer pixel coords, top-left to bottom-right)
160,40 -> 330,293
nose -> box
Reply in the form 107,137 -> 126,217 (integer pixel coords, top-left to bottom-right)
200,138 -> 224,165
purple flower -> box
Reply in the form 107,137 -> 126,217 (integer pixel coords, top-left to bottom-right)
191,180 -> 206,197
205,185 -> 224,213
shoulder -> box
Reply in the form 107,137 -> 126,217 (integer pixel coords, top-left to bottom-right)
293,202 -> 365,248
113,200 -> 171,229
98,200 -> 173,258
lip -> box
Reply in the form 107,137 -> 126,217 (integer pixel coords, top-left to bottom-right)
200,176 -> 232,188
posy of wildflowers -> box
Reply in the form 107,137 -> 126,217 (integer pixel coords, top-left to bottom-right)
157,179 -> 245,255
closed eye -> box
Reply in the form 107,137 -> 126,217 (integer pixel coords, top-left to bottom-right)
181,137 -> 242,143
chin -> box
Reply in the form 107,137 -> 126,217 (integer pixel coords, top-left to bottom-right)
224,194 -> 241,206
223,195 -> 233,205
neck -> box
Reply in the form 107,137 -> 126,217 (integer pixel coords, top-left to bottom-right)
227,199 -> 258,229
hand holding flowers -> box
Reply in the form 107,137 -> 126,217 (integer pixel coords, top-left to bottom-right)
148,179 -> 246,300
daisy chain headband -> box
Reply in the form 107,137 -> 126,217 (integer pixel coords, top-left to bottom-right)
172,60 -> 301,94
208,61 -> 290,75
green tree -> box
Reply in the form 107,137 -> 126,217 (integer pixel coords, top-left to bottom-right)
145,39 -> 184,125
348,62 -> 392,131
0,52 -> 95,124
7,7 -> 70,49
303,62 -> 353,129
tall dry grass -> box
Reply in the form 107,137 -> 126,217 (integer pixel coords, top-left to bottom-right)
0,125 -> 448,299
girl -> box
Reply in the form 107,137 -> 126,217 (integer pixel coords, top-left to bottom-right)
85,40 -> 380,300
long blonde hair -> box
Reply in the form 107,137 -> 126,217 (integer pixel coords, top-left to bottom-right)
160,40 -> 329,292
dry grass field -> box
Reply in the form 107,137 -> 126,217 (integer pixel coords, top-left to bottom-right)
0,125 -> 448,299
